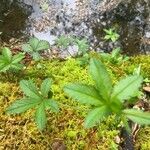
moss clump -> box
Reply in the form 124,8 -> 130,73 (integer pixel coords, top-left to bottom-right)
135,127 -> 150,150
0,58 -> 120,149
122,55 -> 150,78
0,55 -> 149,149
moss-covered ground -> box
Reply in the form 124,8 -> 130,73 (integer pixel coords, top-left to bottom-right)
0,54 -> 149,150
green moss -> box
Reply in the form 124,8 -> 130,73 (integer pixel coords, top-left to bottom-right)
135,127 -> 150,150
122,55 -> 150,78
0,55 -> 149,149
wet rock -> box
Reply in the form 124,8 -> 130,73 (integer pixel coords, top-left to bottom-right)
0,0 -> 33,41
1,0 -> 150,56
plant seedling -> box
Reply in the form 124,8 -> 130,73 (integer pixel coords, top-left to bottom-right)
100,47 -> 129,64
55,35 -> 89,56
22,37 -> 50,61
55,35 -> 74,49
6,78 -> 59,131
64,58 -> 150,131
104,28 -> 120,42
75,38 -> 89,56
0,47 -> 25,72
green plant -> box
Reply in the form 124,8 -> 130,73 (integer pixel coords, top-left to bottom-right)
41,1 -> 49,11
55,35 -> 89,56
75,38 -> 89,55
22,37 -> 50,61
0,47 -> 25,72
6,78 -> 59,130
64,58 -> 150,130
100,47 -> 129,64
77,53 -> 90,67
104,28 -> 120,42
55,35 -> 74,49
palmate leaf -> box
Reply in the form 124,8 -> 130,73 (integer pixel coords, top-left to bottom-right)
20,80 -> 41,100
111,75 -> 143,102
89,58 -> 112,101
64,83 -> 103,106
84,106 -> 110,128
35,103 -> 47,130
6,98 -> 40,114
40,78 -> 52,98
123,109 -> 150,125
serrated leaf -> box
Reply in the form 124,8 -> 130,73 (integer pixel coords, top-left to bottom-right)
22,44 -> 33,53
123,109 -> 150,125
2,47 -> 12,62
111,75 -> 143,102
0,63 -> 7,71
6,98 -> 39,114
36,40 -> 50,51
29,37 -> 39,51
12,53 -> 25,64
44,99 -> 59,113
11,63 -> 23,70
64,84 -> 103,106
89,58 -> 112,101
32,52 -> 41,61
40,78 -> 52,98
35,103 -> 47,130
84,106 -> 110,128
0,64 -> 11,72
20,80 -> 41,100
111,48 -> 121,58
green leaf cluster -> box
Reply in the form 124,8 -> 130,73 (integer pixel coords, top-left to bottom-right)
64,58 -> 150,129
55,35 -> 74,49
0,47 -> 25,72
100,48 -> 129,64
104,28 -> 120,42
55,35 -> 89,56
6,78 -> 59,130
75,38 -> 89,55
22,37 -> 50,61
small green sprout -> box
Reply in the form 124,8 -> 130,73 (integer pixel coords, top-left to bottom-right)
75,38 -> 89,55
104,28 -> 120,42
0,47 -> 25,72
22,37 -> 50,61
100,47 -> 129,64
6,78 -> 59,131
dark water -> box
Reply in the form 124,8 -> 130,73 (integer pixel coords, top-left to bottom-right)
0,0 -> 149,55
